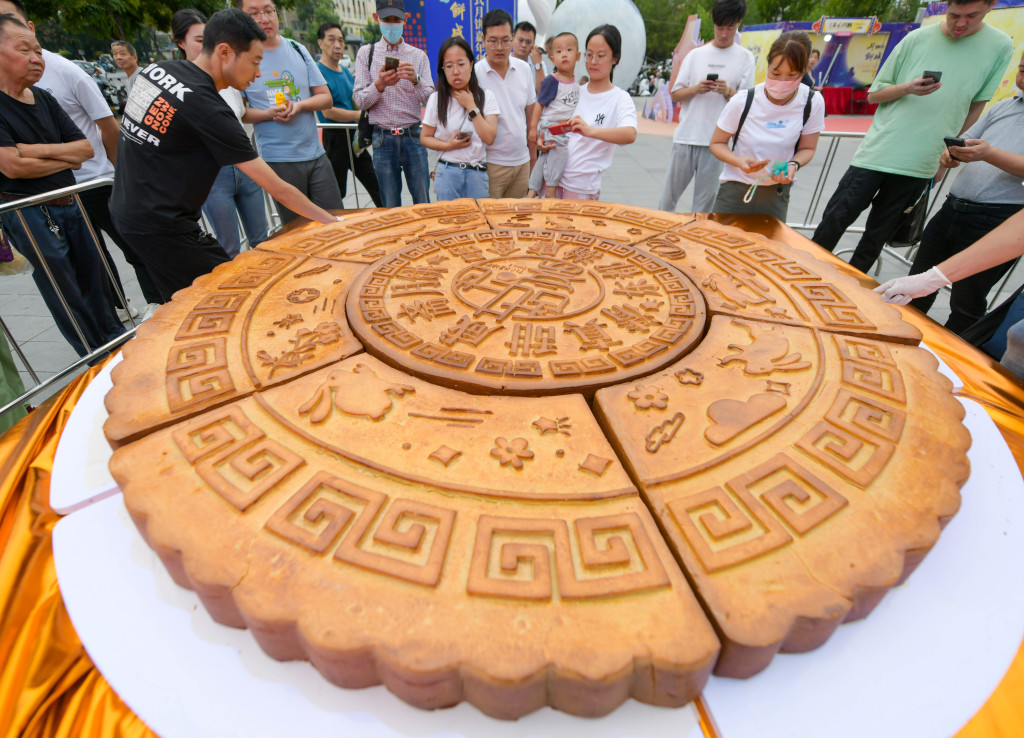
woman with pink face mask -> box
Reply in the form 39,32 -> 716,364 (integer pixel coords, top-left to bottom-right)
708,31 -> 825,220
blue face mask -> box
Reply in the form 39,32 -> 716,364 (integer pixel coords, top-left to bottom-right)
381,22 -> 404,45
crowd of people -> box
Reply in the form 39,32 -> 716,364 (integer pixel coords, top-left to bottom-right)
1,0 -> 1023,426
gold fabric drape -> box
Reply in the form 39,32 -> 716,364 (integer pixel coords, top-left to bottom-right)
0,359 -> 156,738
1,219 -> 1022,735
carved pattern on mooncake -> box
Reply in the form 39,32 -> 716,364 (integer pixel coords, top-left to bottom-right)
265,470 -> 455,586
171,405 -> 305,510
347,230 -> 706,395
466,513 -> 671,601
108,207 -> 969,719
667,453 -> 847,573
659,219 -> 921,343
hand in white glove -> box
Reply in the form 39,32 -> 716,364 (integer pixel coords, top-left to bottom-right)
873,266 -> 951,305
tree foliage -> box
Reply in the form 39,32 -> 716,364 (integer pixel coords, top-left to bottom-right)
361,19 -> 382,44
27,0 -> 224,43
283,0 -> 342,47
635,0 -> 921,61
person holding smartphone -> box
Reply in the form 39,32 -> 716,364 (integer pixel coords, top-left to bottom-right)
555,25 -> 638,201
812,0 -> 1013,274
352,0 -> 435,207
889,50 -> 1024,335
658,0 -> 754,214
420,37 -> 499,200
709,31 -> 824,219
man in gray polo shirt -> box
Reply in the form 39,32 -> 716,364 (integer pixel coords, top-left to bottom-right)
905,50 -> 1024,334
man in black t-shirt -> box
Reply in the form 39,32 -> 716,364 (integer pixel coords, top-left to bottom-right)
0,13 -> 125,357
109,9 -> 340,302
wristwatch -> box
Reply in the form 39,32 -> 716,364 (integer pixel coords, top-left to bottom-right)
468,108 -> 479,120
533,63 -> 542,70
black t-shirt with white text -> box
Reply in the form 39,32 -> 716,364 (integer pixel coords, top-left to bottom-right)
110,60 -> 257,232
0,87 -> 85,196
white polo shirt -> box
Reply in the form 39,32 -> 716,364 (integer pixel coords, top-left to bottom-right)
475,55 -> 537,166
38,50 -> 116,182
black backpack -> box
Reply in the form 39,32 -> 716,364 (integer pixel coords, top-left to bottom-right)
731,87 -> 816,155
357,42 -> 375,148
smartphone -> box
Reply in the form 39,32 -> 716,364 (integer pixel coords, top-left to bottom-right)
384,56 -> 399,71
944,135 -> 966,161
923,70 -> 942,84
706,73 -> 719,81
455,130 -> 472,141
547,122 -> 572,135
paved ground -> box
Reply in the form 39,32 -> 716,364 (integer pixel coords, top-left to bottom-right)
5,99 -> 1013,414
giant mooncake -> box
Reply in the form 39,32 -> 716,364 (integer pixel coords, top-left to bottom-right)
105,200 -> 970,719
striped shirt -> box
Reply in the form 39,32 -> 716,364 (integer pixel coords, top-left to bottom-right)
353,39 -> 434,129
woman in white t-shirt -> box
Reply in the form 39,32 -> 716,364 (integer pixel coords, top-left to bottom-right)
556,25 -> 638,200
421,37 -> 499,201
709,31 -> 825,220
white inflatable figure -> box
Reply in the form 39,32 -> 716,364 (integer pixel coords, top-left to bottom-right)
526,0 -> 555,39
548,0 -> 646,91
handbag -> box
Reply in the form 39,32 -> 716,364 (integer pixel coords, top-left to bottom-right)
890,184 -> 931,246
357,41 -> 375,149
0,224 -> 30,276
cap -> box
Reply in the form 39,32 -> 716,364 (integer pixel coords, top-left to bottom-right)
376,0 -> 405,20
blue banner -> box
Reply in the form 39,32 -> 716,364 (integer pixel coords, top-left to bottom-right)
405,0 -> 428,52
424,0 -> 516,75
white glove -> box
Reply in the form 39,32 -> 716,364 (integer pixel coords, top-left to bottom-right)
873,266 -> 951,305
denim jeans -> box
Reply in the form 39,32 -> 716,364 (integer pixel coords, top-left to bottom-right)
434,162 -> 489,201
1001,305 -> 1024,380
982,291 -> 1024,364
2,204 -> 124,357
201,165 -> 269,258
371,125 -> 430,207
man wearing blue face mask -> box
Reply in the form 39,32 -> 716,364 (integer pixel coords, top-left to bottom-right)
353,0 -> 434,206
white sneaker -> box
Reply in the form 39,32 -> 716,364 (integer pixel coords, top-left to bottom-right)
116,301 -> 140,322
140,302 -> 160,322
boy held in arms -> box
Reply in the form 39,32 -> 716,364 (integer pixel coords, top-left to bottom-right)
527,32 -> 580,198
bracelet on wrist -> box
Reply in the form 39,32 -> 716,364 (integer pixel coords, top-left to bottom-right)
789,160 -> 801,171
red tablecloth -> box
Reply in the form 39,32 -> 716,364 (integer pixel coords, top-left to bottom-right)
821,86 -> 853,115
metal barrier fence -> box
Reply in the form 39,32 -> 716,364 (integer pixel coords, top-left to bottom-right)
197,121 -> 365,245
786,129 -> 1021,299
3,128 -> 1017,424
315,121 -> 368,209
0,126 -> 366,424
0,178 -> 137,418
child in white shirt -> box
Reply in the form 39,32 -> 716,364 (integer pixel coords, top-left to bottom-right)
527,32 -> 581,198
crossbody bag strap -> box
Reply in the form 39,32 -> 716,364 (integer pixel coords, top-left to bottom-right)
794,89 -> 815,156
731,87 -> 755,151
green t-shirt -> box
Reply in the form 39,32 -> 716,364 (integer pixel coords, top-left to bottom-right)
851,22 -> 1013,178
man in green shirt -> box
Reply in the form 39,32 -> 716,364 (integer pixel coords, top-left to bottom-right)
812,0 -> 1013,273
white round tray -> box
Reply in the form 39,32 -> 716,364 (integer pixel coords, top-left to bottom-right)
51,349 -> 1024,737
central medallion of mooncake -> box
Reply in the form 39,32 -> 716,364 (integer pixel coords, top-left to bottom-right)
346,230 -> 707,394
